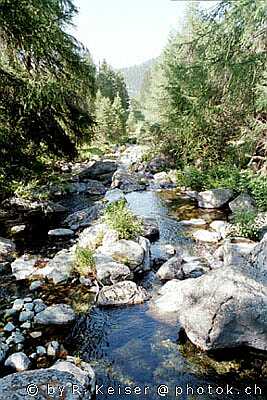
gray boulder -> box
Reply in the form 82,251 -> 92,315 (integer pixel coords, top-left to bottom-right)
0,339 -> 8,363
79,160 -> 117,179
142,218 -> 160,242
64,203 -> 103,230
96,261 -> 132,285
11,256 -> 38,280
100,239 -> 145,272
193,229 -> 221,243
197,189 -> 233,209
0,361 -> 95,399
84,179 -> 107,195
34,304 -> 75,325
0,237 -> 16,259
5,352 -> 31,372
229,193 -> 256,213
111,169 -> 146,193
104,188 -> 126,203
48,228 -> 74,237
156,238 -> 267,352
222,239 -> 257,267
97,281 -> 149,307
39,246 -> 76,284
156,256 -> 183,281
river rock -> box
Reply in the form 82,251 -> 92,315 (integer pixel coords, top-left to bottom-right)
156,238 -> 267,352
197,189 -> 233,209
142,218 -> 160,241
100,239 -> 145,272
156,256 -> 183,281
79,160 -> 117,179
179,219 -> 207,227
153,172 -> 173,188
97,281 -> 149,307
64,203 -> 104,230
222,239 -> 257,266
0,339 -> 8,363
84,179 -> 107,195
0,360 -> 96,399
3,197 -> 67,215
78,223 -> 118,251
39,246 -> 76,284
48,228 -> 74,237
11,256 -> 38,280
229,193 -> 256,213
210,220 -> 229,238
0,237 -> 16,260
138,236 -> 151,273
5,352 -> 31,372
111,169 -> 146,192
96,261 -> 132,285
104,188 -> 126,203
34,304 -> 75,325
4,322 -> 15,332
193,229 -> 221,243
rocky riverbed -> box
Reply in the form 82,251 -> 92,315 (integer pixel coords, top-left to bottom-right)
0,145 -> 266,399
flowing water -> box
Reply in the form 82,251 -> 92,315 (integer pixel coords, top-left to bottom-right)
66,189 -> 266,400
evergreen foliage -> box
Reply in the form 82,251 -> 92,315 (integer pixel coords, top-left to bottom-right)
141,0 -> 267,166
0,0 -> 96,191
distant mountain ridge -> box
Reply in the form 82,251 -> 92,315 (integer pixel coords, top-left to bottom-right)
119,59 -> 156,98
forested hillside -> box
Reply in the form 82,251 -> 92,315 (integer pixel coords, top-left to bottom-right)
119,59 -> 156,97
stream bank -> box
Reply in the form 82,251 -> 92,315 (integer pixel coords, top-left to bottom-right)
0,145 -> 266,399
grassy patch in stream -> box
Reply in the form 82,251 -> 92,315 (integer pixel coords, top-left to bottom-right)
103,199 -> 143,240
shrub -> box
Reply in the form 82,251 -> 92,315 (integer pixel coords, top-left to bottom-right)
246,174 -> 267,211
74,246 -> 96,277
103,199 -> 143,240
231,210 -> 259,240
176,166 -> 205,191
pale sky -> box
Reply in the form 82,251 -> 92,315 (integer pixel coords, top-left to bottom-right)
71,0 -> 218,68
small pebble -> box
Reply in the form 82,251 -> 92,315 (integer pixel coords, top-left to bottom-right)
30,331 -> 42,339
4,322 -> 15,332
12,299 -> 24,311
36,346 -> 46,355
20,322 -> 31,329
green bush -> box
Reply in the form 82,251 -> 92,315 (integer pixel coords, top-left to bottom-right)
231,210 -> 259,240
176,166 -> 205,191
103,199 -> 143,240
246,174 -> 267,211
74,247 -> 96,277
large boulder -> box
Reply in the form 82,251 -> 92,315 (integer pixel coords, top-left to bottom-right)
111,169 -> 146,193
4,352 -> 31,372
34,304 -> 75,325
11,256 -> 38,280
97,281 -> 149,307
156,238 -> 267,352
3,197 -> 67,215
229,193 -> 256,213
197,189 -> 233,209
222,239 -> 257,267
104,188 -> 126,203
79,160 -> 117,179
83,179 -> 107,195
40,246 -> 76,284
193,229 -> 221,243
96,260 -> 132,285
64,203 -> 103,230
0,237 -> 16,261
142,218 -> 160,242
78,223 -> 118,250
0,361 -> 95,399
99,239 -> 145,272
156,256 -> 183,281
